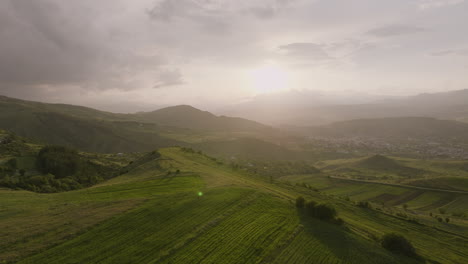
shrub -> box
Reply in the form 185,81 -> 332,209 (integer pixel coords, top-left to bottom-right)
381,233 -> 416,257
357,201 -> 371,209
438,208 -> 446,214
295,196 -> 305,208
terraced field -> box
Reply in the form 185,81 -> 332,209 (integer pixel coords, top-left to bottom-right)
2,148 -> 468,263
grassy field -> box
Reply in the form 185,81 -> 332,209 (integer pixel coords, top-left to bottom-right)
1,148 -> 468,263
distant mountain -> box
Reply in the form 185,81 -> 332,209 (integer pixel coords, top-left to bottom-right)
135,105 -> 270,132
220,89 -> 468,126
303,117 -> 468,141
0,95 -> 272,153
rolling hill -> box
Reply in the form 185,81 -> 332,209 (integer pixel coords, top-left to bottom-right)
0,96 -> 273,153
135,105 -> 271,132
2,147 -> 467,263
221,89 -> 468,126
303,117 -> 468,141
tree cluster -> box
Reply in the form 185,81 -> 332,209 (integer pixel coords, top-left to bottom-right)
0,145 -> 119,193
296,196 -> 343,225
381,233 -> 416,257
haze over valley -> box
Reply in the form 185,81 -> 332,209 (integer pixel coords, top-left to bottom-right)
1,1 -> 468,263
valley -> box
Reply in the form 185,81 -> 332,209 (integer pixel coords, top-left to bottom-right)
1,95 -> 468,263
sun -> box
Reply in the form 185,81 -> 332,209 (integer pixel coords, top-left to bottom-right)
249,63 -> 289,94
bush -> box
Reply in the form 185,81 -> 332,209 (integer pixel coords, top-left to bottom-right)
357,201 -> 371,209
295,196 -> 305,208
381,233 -> 416,257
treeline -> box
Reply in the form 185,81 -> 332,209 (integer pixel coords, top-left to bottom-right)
0,145 -> 121,193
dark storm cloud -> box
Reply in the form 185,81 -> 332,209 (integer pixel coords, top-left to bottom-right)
0,0 -> 179,97
366,25 -> 426,37
0,0 -> 100,85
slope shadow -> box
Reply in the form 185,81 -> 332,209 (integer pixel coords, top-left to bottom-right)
296,210 -> 424,263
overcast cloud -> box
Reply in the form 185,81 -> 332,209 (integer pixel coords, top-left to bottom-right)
0,0 -> 467,112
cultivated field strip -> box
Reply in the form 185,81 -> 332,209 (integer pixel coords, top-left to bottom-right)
271,220 -> 411,264
18,188 -> 256,264
158,195 -> 298,264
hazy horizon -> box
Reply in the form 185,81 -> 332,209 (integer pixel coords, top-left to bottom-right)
1,0 -> 467,112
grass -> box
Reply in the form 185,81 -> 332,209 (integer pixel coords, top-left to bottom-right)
1,148 -> 468,263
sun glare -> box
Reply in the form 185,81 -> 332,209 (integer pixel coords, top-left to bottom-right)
249,63 -> 289,94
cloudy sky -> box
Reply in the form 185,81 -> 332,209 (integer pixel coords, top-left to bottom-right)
0,0 -> 467,112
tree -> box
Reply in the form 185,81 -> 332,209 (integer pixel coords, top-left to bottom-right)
305,200 -> 317,215
295,196 -> 305,208
445,217 -> 450,223
381,233 -> 416,257
403,204 -> 408,210
314,204 -> 337,221
438,208 -> 446,214
19,169 -> 26,177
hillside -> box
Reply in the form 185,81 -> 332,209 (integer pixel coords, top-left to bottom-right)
0,130 -> 139,192
194,137 -> 308,161
2,147 -> 467,263
319,155 -> 425,180
221,89 -> 468,126
305,117 -> 468,141
135,105 -> 271,132
0,96 -> 273,153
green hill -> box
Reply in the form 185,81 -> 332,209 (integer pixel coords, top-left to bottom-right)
0,96 -> 274,153
355,155 -> 423,176
320,155 -> 425,180
135,105 -> 271,132
1,147 -> 467,263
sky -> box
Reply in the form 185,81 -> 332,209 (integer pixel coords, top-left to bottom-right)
0,0 -> 467,112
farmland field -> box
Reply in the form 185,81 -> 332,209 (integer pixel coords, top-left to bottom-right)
1,148 -> 468,263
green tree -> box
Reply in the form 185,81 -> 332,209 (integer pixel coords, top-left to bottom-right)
295,196 -> 305,208
381,233 -> 416,257
314,204 -> 337,221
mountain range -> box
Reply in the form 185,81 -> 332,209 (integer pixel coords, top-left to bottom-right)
221,89 -> 468,126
